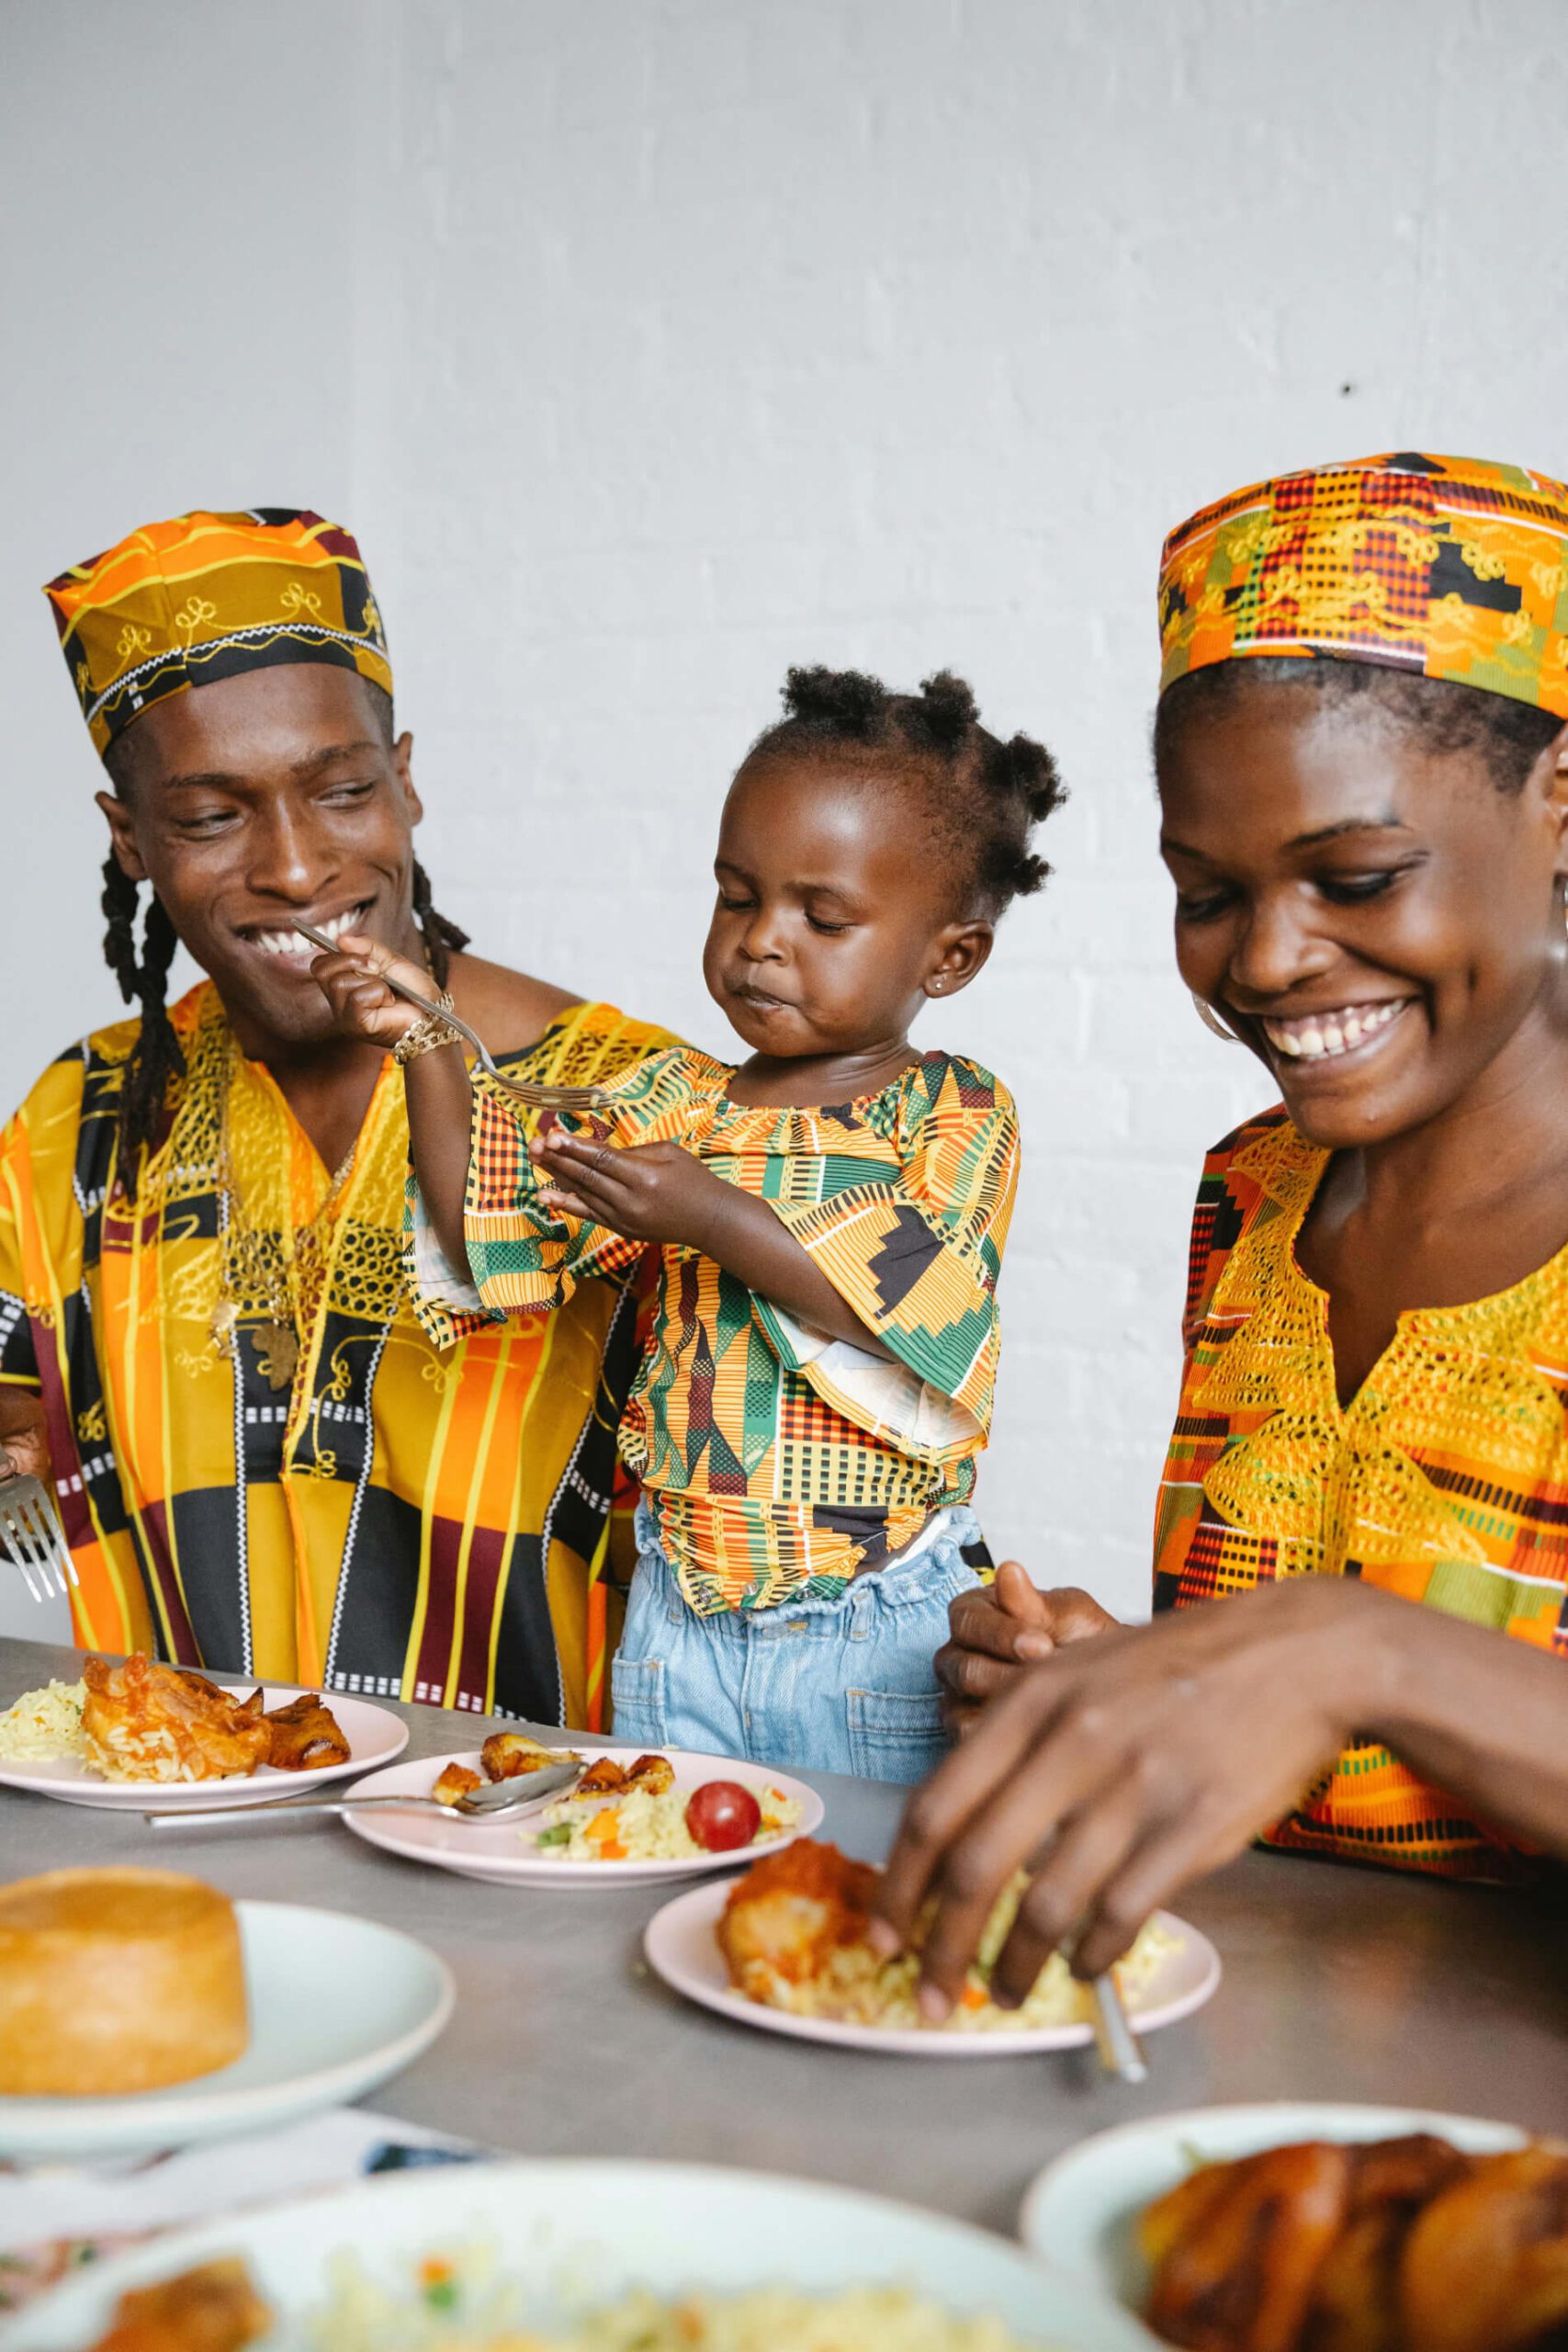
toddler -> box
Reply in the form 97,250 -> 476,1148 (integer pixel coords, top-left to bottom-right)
325,667 -> 1063,1781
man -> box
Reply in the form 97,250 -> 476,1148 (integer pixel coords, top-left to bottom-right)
0,508 -> 672,1722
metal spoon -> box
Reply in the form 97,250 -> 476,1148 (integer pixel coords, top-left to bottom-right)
142,1758 -> 584,1829
294,920 -> 610,1111
1089,1970 -> 1148,2084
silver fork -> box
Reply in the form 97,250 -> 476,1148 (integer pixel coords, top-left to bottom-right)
0,1471 -> 77,1603
295,922 -> 610,1112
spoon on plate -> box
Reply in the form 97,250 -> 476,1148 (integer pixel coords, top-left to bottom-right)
141,1758 -> 584,1830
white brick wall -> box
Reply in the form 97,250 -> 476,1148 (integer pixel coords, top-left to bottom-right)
5,0 -> 1566,1647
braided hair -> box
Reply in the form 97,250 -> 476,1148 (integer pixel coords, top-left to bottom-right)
749,665 -> 1066,916
97,676 -> 473,1185
100,857 -> 185,1198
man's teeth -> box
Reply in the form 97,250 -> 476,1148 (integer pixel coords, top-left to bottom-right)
253,909 -> 363,958
1261,1001 -> 1410,1061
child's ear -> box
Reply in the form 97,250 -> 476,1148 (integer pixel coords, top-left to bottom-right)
923,919 -> 994,1001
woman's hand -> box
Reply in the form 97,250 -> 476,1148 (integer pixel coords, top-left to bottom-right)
936,1563 -> 1120,1735
874,1577 -> 1378,2009
0,1389 -> 51,1485
310,932 -> 429,1049
532,1129 -> 726,1249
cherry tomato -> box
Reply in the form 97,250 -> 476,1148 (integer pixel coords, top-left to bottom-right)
685,1779 -> 762,1852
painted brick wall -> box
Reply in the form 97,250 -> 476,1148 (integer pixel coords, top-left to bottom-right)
4,0 -> 1565,1645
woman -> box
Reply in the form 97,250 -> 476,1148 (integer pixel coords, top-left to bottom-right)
875,451 -> 1568,2016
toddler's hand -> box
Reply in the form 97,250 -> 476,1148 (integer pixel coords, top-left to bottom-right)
530,1129 -> 720,1248
936,1564 -> 1119,1736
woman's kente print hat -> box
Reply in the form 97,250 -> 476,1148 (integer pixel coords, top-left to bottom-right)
1157,451 -> 1568,718
44,508 -> 393,755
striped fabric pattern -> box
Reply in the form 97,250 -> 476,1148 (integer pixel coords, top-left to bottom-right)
1156,1108 -> 1568,1878
414,1046 -> 1019,1614
0,983 -> 674,1725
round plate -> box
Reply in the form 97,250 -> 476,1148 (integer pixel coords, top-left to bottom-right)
6,2156 -> 1154,2349
1019,2102 -> 1531,2308
0,1680 -> 408,1810
0,1900 -> 453,2159
644,1878 -> 1220,2056
344,1742 -> 824,1887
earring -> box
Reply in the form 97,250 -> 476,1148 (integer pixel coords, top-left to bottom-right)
1191,991 -> 1241,1043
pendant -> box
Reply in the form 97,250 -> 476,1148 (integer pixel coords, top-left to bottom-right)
210,1298 -> 239,1353
250,1321 -> 299,1393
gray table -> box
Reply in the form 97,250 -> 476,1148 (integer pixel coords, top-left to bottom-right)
3,1635 -> 1564,2234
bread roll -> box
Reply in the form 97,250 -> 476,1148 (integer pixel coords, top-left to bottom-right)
0,1867 -> 248,2095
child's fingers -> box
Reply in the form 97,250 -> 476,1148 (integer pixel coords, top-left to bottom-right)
536,1186 -> 595,1220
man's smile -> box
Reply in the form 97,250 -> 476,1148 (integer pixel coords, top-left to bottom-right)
233,899 -> 376,970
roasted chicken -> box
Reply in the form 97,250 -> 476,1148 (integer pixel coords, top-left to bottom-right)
432,1761 -> 484,1807
718,1838 -> 880,1996
1139,2133 -> 1568,2352
88,2257 -> 270,2352
256,1690 -> 350,1770
82,1657 -> 272,1784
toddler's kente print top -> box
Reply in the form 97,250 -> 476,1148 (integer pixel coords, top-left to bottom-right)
1157,1107 -> 1568,1879
411,1047 -> 1019,1614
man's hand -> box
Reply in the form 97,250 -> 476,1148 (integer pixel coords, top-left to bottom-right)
0,1390 -> 51,1485
936,1562 -> 1119,1734
310,932 -> 428,1049
874,1577 -> 1370,2009
532,1128 -> 726,1250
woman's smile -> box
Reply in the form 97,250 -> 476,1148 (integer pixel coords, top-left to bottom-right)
1258,996 -> 1415,1064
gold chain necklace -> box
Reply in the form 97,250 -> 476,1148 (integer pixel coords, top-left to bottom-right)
209,1033 -> 359,1396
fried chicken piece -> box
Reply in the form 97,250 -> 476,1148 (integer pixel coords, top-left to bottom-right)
576,1754 -> 630,1797
1398,2144 -> 1568,2352
1300,2136 -> 1477,2352
718,1838 -> 881,1994
91,2257 -> 270,2352
432,1761 -> 483,1807
480,1731 -> 577,1781
620,1751 -> 675,1796
1144,2142 -> 1352,2352
262,1691 -> 350,1770
82,1656 -> 273,1784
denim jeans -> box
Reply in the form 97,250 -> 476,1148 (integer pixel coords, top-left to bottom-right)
610,1502 -> 986,1784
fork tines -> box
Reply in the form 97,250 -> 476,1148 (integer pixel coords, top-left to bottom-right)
0,1474 -> 77,1602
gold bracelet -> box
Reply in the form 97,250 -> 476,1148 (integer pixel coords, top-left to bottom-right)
392,992 -> 463,1066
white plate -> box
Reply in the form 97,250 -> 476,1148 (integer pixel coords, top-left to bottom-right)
1019,2102 -> 1531,2310
0,1680 -> 408,1809
7,2155 -> 1154,2350
645,1879 -> 1220,2056
0,1899 -> 453,2160
344,1742 -> 825,1887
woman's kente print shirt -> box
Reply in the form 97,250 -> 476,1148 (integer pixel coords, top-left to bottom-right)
1156,1107 -> 1568,1879
411,1047 -> 1019,1615
0,982 -> 674,1726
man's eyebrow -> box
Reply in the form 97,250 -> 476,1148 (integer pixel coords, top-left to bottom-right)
290,740 -> 381,775
159,770 -> 247,794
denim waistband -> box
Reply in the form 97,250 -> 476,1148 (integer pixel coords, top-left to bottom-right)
632,1498 -> 982,1629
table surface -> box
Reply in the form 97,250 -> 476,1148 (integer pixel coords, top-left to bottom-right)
3,1635 -> 1564,2236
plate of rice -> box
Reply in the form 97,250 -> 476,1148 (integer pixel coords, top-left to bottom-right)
343,1744 -> 823,1887
0,1674 -> 407,1810
644,1856 -> 1220,2056
4,2157 -> 1156,2349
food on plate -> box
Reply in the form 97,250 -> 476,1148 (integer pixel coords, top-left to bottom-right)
0,1867 -> 248,2095
112,2248 -> 1042,2351
432,1760 -> 485,1807
532,1773 -> 801,1863
0,1661 -> 351,1783
480,1730 -> 579,1781
87,2257 -> 271,2352
718,1838 -> 1176,2033
684,1778 -> 762,1852
573,1748 -> 674,1799
0,1675 -> 91,1762
83,1656 -> 274,1784
254,1690 -> 350,1770
1137,2132 -> 1568,2351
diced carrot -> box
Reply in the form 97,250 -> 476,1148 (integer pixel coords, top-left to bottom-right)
585,1806 -> 623,1843
961,1984 -> 988,2010
419,2256 -> 454,2287
599,1839 -> 627,1860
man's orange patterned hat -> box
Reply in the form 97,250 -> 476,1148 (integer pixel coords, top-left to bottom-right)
1157,451 -> 1568,719
44,508 -> 392,756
